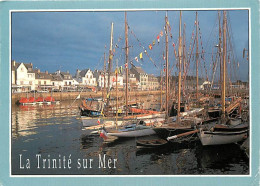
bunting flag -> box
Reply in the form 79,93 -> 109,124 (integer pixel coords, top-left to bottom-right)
160,30 -> 163,37
135,57 -> 139,62
125,63 -> 128,69
172,42 -> 175,47
149,44 -> 153,50
152,40 -> 155,46
174,47 -> 177,58
120,66 -> 123,73
163,64 -> 166,72
115,68 -> 118,75
97,119 -> 101,125
157,35 -> 160,43
139,52 -> 143,60
112,77 -> 116,82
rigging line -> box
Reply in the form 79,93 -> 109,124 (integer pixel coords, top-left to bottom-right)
203,13 -> 219,50
197,22 -> 209,81
129,29 -> 161,69
227,12 -> 239,62
226,21 -> 239,81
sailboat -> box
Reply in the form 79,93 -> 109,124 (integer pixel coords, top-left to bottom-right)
198,11 -> 249,146
153,11 -> 204,140
99,12 -> 166,140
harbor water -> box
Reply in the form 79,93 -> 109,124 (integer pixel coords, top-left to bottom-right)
11,100 -> 249,175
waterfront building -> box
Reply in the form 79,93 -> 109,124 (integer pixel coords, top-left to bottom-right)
76,69 -> 96,86
35,70 -> 52,91
148,74 -> 159,90
94,70 -> 123,89
11,60 -> 35,92
130,66 -> 148,90
50,73 -> 64,90
124,72 -> 138,90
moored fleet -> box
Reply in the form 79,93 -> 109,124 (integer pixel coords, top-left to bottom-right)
79,10 -> 250,154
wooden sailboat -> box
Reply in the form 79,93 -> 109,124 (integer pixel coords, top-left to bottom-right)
99,12 -> 161,139
198,11 -> 249,146
153,11 -> 203,140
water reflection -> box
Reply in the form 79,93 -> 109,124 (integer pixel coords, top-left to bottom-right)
12,99 -> 249,175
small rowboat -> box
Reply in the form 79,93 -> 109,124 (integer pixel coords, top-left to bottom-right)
136,139 -> 168,148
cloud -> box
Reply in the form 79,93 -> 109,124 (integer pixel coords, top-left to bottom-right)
12,10 -> 249,81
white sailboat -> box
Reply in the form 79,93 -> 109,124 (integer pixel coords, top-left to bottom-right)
198,11 -> 249,146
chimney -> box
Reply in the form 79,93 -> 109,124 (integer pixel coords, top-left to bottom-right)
45,71 -> 48,74
12,60 -> 16,66
37,69 -> 40,73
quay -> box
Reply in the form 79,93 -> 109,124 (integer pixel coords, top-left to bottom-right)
12,90 -> 164,104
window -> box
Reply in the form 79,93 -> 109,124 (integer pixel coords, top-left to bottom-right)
44,81 -> 46,85
87,75 -> 88,79
69,82 -> 71,85
29,81 -> 32,85
20,81 -> 24,85
39,81 -> 41,85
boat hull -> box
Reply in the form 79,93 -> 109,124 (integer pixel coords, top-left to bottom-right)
199,129 -> 248,146
108,128 -> 155,138
136,139 -> 168,148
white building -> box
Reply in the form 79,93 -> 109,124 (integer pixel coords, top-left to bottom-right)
94,70 -> 123,89
51,73 -> 64,90
76,69 -> 96,86
12,60 -> 35,91
130,66 -> 148,90
35,70 -> 52,90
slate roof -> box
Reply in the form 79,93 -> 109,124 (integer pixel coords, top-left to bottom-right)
131,66 -> 146,74
35,72 -> 52,80
78,69 -> 90,77
50,73 -> 63,81
11,61 -> 33,72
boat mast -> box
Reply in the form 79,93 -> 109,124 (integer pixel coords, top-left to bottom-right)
222,11 -> 227,120
116,60 -> 118,129
196,11 -> 199,100
182,23 -> 186,98
103,51 -> 106,101
107,22 -> 114,107
165,11 -> 169,119
125,12 -> 129,116
218,11 -> 222,96
160,69 -> 163,111
177,11 -> 182,123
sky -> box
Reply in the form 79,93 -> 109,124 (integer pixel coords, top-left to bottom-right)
11,10 -> 249,81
